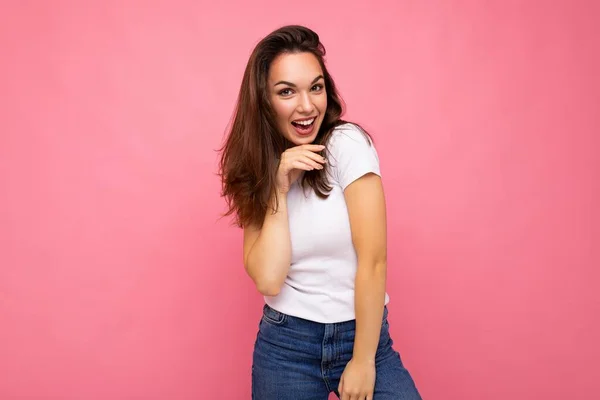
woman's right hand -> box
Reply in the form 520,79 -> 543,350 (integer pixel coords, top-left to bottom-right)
276,144 -> 327,194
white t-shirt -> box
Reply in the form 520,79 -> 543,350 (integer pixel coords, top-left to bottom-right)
265,123 -> 390,323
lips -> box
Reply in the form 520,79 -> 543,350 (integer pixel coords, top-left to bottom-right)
291,117 -> 316,128
290,116 -> 317,136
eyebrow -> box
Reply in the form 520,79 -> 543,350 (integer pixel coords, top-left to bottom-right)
274,75 -> 324,87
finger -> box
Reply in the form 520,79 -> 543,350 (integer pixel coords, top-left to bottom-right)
291,160 -> 318,171
282,155 -> 320,171
285,144 -> 325,155
286,147 -> 326,164
301,156 -> 324,170
284,151 -> 324,168
338,378 -> 344,399
291,155 -> 323,170
300,144 -> 326,152
301,150 -> 327,164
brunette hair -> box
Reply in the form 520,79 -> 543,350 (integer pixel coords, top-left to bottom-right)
218,25 -> 366,228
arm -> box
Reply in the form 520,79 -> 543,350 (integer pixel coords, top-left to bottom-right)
243,144 -> 327,296
243,190 -> 292,296
346,172 -> 387,363
338,172 -> 387,400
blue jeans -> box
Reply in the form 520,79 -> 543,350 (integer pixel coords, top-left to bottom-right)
252,304 -> 422,399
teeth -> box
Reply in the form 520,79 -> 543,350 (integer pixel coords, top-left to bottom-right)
294,118 -> 315,126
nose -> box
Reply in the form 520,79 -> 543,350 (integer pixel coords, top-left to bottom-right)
296,92 -> 315,114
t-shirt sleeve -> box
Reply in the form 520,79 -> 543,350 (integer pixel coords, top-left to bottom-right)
327,124 -> 381,190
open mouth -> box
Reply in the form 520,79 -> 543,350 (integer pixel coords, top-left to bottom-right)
291,117 -> 316,135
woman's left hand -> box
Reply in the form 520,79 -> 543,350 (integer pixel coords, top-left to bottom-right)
338,358 -> 376,400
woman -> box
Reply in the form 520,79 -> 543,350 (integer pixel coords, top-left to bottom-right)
219,25 -> 422,400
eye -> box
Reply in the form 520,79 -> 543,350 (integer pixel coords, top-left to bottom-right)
311,84 -> 324,91
278,88 -> 294,96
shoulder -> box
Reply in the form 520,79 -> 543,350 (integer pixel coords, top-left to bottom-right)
325,122 -> 381,190
326,122 -> 378,162
328,123 -> 374,149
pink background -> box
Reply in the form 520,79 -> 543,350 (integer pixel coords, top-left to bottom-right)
1,1 -> 598,399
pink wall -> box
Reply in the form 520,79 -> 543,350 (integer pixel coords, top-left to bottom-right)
1,1 -> 598,399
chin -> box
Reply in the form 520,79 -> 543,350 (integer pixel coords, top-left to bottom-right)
287,133 -> 318,146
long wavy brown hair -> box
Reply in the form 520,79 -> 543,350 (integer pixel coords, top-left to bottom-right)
218,25 -> 367,229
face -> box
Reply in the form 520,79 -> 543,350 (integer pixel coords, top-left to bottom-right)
267,52 -> 327,145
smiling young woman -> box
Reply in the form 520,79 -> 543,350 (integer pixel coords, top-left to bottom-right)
269,53 -> 327,143
218,25 -> 422,400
